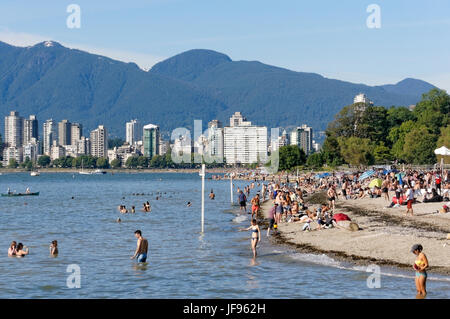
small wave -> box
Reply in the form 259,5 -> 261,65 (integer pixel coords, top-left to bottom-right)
233,215 -> 248,223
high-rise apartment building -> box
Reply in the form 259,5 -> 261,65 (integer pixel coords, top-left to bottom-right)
4,111 -> 24,148
224,113 -> 267,164
290,125 -> 313,155
43,119 -> 57,156
58,120 -> 71,146
71,123 -> 82,146
23,115 -> 38,145
90,125 -> 108,158
126,119 -> 142,145
143,124 -> 160,158
206,120 -> 224,162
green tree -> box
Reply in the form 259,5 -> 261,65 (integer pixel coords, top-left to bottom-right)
306,152 -> 325,168
413,89 -> 450,135
137,156 -> 149,168
386,106 -> 415,129
321,134 -> 343,166
278,145 -> 307,171
110,158 -> 121,169
108,138 -> 125,149
8,158 -> 18,168
37,155 -> 51,167
388,120 -> 415,161
338,137 -> 374,166
436,125 -> 450,164
126,156 -> 139,168
402,127 -> 436,164
96,157 -> 109,169
373,142 -> 393,164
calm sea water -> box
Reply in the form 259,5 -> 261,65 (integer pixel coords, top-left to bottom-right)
0,172 -> 448,299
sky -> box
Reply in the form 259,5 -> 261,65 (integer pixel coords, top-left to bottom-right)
0,0 -> 449,91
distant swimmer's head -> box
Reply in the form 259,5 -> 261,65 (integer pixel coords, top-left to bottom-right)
411,244 -> 423,254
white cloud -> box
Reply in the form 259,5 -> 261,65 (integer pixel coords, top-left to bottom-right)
0,28 -> 165,71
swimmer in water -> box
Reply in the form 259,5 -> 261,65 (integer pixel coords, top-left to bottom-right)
187,202 -> 192,207
49,240 -> 58,257
209,190 -> 215,200
241,219 -> 261,258
411,244 -> 428,298
8,241 -> 17,256
15,243 -> 29,257
117,218 -> 121,223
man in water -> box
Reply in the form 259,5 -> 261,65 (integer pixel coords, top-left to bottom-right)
131,230 -> 148,263
238,191 -> 247,213
209,189 -> 215,200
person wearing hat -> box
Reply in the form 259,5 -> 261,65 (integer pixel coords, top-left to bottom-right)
411,244 -> 428,297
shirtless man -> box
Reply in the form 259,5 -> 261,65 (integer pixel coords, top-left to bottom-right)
251,194 -> 260,219
131,230 -> 149,263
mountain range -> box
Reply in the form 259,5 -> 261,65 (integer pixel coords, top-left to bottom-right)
0,40 -> 437,139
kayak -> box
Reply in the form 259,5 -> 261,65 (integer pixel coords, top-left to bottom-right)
1,192 -> 40,197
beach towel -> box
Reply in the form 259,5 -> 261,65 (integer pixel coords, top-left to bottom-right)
333,213 -> 351,222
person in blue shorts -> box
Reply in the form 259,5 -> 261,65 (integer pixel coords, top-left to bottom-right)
131,230 -> 148,263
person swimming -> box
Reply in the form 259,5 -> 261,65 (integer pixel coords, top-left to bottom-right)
15,243 -> 29,257
8,241 -> 17,256
49,240 -> 58,256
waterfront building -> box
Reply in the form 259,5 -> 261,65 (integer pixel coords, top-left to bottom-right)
23,141 -> 40,162
71,123 -> 82,146
58,120 -> 71,146
4,111 -> 24,148
290,125 -> 313,155
126,119 -> 142,146
143,124 -> 160,158
43,119 -> 57,156
206,120 -> 224,162
51,141 -> 66,161
77,136 -> 91,155
90,125 -> 108,158
2,146 -> 23,166
23,115 -> 38,146
224,113 -> 268,165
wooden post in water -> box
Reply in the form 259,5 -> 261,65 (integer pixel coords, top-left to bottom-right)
200,164 -> 205,233
230,173 -> 234,205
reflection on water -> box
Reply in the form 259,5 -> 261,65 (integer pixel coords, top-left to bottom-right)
0,172 -> 448,299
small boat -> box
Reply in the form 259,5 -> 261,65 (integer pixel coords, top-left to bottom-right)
1,192 -> 40,197
92,169 -> 107,175
30,171 -> 40,176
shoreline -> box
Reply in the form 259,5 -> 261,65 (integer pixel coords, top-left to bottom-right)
260,193 -> 450,276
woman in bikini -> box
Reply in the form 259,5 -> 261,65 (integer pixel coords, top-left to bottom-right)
241,219 -> 261,258
15,243 -> 29,257
411,244 -> 428,297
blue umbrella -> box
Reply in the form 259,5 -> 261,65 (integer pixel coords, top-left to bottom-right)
358,170 -> 375,181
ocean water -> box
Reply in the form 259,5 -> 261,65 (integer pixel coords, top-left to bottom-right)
0,172 -> 448,299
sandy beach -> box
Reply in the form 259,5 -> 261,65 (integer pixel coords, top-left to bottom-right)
262,193 -> 450,275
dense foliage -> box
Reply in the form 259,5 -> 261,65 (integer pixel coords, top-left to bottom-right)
320,89 -> 450,166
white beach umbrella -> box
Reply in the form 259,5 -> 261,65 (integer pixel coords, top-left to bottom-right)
434,146 -> 450,156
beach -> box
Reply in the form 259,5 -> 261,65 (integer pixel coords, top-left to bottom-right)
263,194 -> 450,275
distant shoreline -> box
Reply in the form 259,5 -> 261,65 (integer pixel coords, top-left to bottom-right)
0,168 -> 229,174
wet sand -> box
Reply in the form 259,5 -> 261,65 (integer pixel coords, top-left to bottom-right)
261,194 -> 450,275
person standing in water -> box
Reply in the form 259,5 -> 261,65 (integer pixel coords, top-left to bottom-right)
131,230 -> 148,263
241,219 -> 261,258
411,244 -> 428,297
8,241 -> 17,256
49,240 -> 58,257
209,189 -> 215,200
15,243 -> 29,257
238,191 -> 247,213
